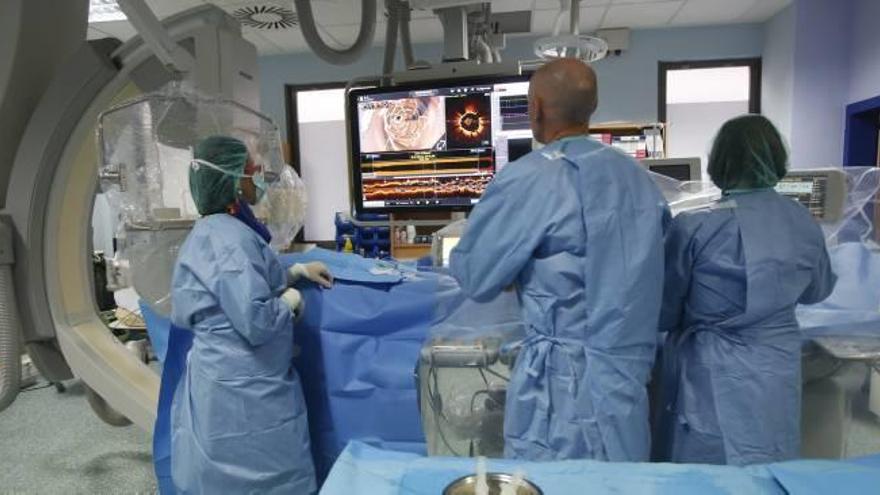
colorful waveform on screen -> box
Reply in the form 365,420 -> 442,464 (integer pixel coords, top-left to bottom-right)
362,155 -> 493,177
500,95 -> 530,131
363,175 -> 493,201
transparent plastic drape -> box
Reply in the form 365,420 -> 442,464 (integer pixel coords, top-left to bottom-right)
97,83 -> 306,316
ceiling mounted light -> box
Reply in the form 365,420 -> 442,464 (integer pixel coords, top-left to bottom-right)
534,0 -> 607,63
233,4 -> 299,30
89,0 -> 127,23
534,34 -> 608,63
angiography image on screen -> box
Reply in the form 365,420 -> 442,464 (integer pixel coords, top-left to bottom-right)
358,96 -> 447,153
351,78 -> 532,211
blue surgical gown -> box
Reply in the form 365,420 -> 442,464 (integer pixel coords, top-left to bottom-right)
169,214 -> 316,494
450,136 -> 670,462
656,190 -> 836,466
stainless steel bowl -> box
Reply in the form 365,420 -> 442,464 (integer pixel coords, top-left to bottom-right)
443,473 -> 543,495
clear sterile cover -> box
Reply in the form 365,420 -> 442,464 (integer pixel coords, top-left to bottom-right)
820,166 -> 880,245
97,83 -> 307,316
648,172 -> 722,216
797,167 -> 880,341
419,274 -> 524,458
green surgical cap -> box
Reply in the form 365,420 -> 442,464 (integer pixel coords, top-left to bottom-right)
190,135 -> 249,215
708,115 -> 788,192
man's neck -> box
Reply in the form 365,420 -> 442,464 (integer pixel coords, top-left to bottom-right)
546,124 -> 591,143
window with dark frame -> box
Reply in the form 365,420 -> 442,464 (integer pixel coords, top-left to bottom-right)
284,82 -> 351,243
284,82 -> 349,175
658,58 -> 762,123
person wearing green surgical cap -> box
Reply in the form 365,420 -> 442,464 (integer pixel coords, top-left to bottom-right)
653,114 -> 837,466
168,136 -> 332,494
189,135 -> 261,215
707,114 -> 788,192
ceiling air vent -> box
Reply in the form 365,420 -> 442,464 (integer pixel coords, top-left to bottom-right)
233,4 -> 299,30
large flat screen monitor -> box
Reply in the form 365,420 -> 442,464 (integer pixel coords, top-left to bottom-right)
348,76 -> 531,213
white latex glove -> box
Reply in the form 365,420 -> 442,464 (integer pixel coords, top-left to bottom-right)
288,262 -> 334,289
280,288 -> 305,318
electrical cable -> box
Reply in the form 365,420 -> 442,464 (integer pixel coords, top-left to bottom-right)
478,367 -> 490,387
20,382 -> 55,393
469,389 -> 491,415
483,366 -> 510,383
427,364 -> 463,456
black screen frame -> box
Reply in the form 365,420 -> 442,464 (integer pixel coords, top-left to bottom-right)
347,74 -> 532,215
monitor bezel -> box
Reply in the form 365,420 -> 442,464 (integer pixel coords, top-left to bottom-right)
776,168 -> 848,223
347,74 -> 532,215
642,157 -> 702,182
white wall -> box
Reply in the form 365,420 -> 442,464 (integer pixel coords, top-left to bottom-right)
759,0 -> 880,169
762,4 -> 795,142
848,0 -> 880,104
771,0 -> 880,168
259,24 -> 766,141
298,120 -> 350,241
789,0 -> 853,169
667,101 -> 750,177
295,88 -> 350,241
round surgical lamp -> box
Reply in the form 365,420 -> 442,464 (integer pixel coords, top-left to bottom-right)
533,34 -> 608,63
534,0 -> 608,63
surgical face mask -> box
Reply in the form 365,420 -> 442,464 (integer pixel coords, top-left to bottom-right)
190,158 -> 268,204
249,168 -> 268,203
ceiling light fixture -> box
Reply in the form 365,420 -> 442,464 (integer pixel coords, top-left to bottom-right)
534,34 -> 608,62
89,0 -> 127,23
233,4 -> 299,30
534,0 -> 608,63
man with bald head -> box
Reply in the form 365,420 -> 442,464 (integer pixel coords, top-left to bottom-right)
528,58 -> 598,143
451,59 -> 669,462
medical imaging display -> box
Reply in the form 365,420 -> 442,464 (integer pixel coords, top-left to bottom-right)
359,96 -> 446,152
499,94 -> 530,131
351,77 -> 531,211
445,94 -> 492,148
776,175 -> 829,218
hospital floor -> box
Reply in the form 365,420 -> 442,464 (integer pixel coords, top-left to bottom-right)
0,379 -> 156,494
2,380 -> 880,494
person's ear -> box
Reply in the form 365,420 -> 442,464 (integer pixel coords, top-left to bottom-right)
528,94 -> 545,143
528,94 -> 541,123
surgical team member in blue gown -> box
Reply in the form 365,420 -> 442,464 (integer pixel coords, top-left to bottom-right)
450,59 -> 670,462
654,115 -> 837,466
170,136 -> 331,494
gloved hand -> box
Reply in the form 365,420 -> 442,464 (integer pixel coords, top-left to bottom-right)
280,288 -> 305,318
288,262 -> 334,289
